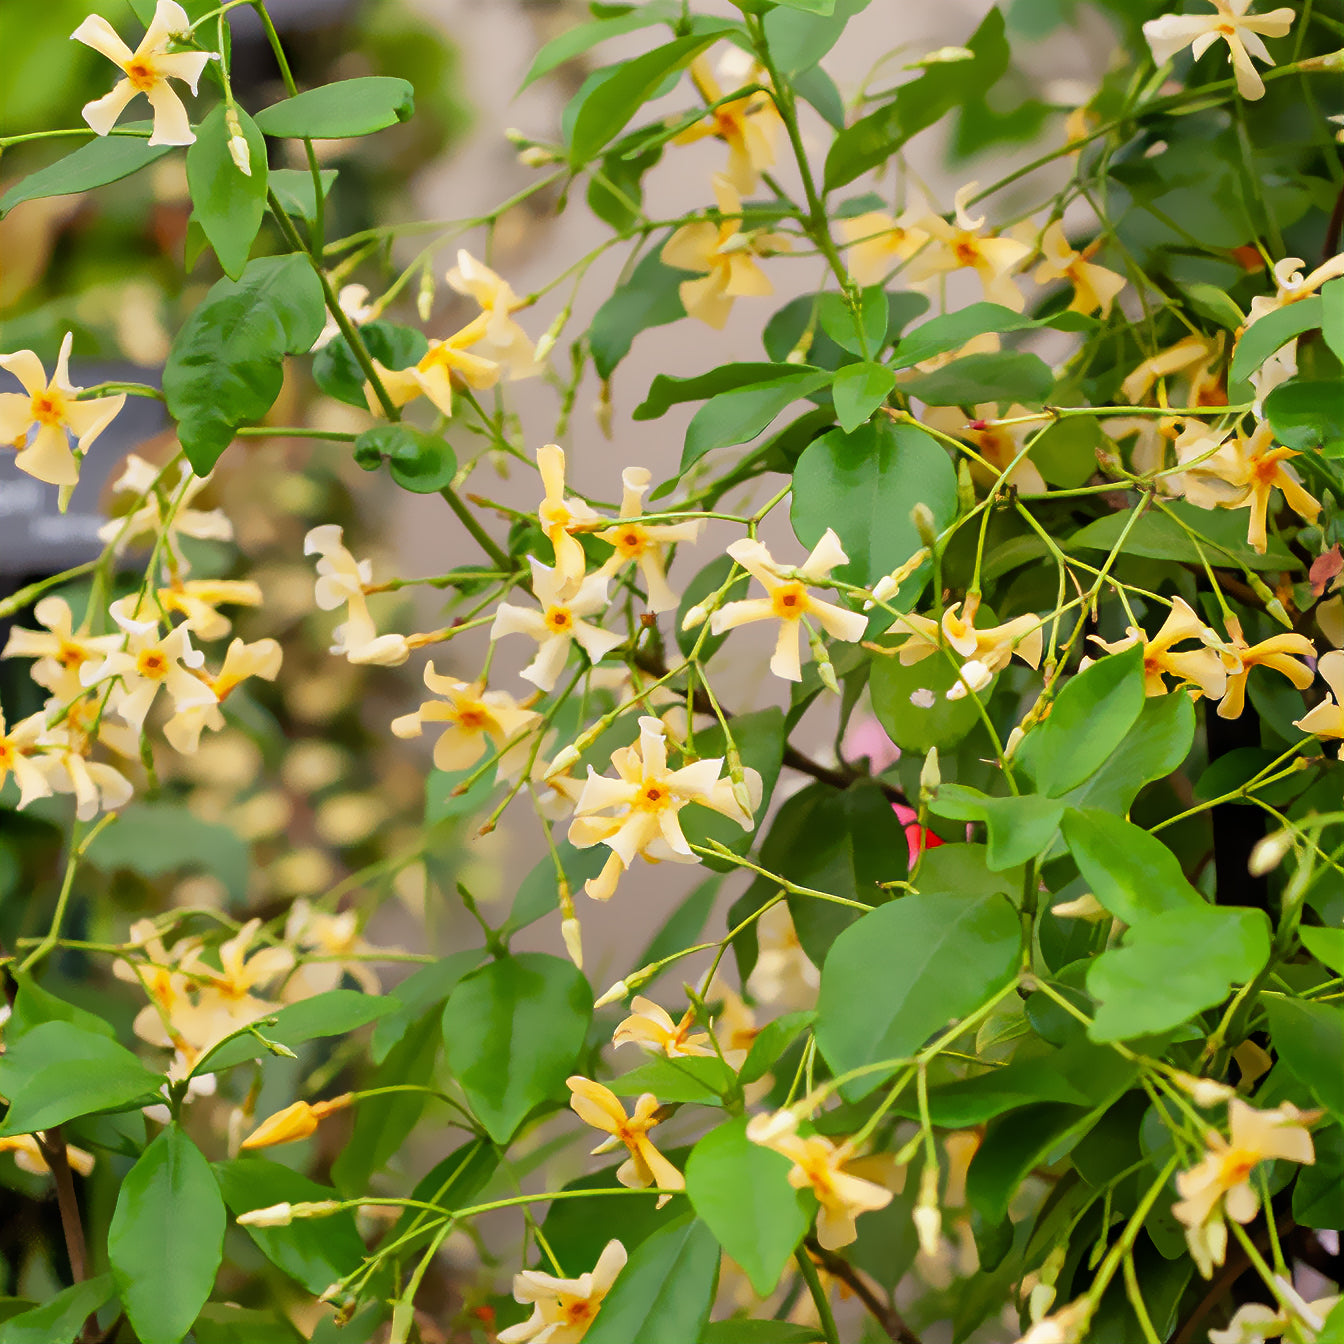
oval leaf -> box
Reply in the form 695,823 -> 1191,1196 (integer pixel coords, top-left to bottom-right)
0,130 -> 171,219
354,424 -> 458,494
253,77 -> 415,139
831,360 -> 897,431
186,104 -> 268,280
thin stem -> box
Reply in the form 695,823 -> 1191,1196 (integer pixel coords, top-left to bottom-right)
794,1247 -> 842,1344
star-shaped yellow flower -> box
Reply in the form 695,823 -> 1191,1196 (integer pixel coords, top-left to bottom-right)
2,596 -> 121,702
566,1076 -> 684,1202
368,314 -> 501,419
906,184 -> 1032,312
612,996 -> 712,1059
498,1240 -> 627,1344
840,208 -> 932,288
445,251 -> 541,379
673,53 -> 781,195
1293,650 -> 1344,754
1216,617 -> 1316,720
1089,597 -> 1228,700
594,467 -> 704,614
536,443 -> 603,596
391,663 -> 540,773
1033,222 -> 1126,317
1143,0 -> 1295,101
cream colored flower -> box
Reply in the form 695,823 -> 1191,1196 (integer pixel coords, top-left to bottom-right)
1089,597 -> 1228,700
567,1077 -> 684,1201
98,455 -> 233,565
157,578 -> 263,640
1143,0 -> 1295,101
840,208 -> 932,288
747,903 -> 819,1008
922,405 -> 1047,495
445,251 -> 541,379
1294,650 -> 1344,754
1,596 -> 121,701
906,184 -> 1032,312
391,663 -> 540,773
163,636 -> 282,753
0,708 -> 57,810
241,1094 -> 354,1150
746,1111 -> 892,1250
673,53 -> 780,194
114,920 -> 202,1051
1216,617 -> 1316,720
0,333 -> 125,486
498,1239 -> 628,1344
661,175 -> 790,329
1209,1291 -> 1341,1344
1032,222 -> 1126,317
303,525 -> 409,666
490,558 -> 624,692
613,996 -> 712,1058
710,529 -> 866,682
567,715 -> 761,901
37,729 -> 134,821
0,1134 -> 96,1179
594,468 -> 704,613
283,899 -> 384,998
1172,1099 -> 1315,1277
72,1 -> 211,145
536,443 -> 603,595
893,593 -> 1043,699
1247,253 -> 1344,325
368,314 -> 500,419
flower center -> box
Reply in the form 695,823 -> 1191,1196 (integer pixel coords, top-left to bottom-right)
30,390 -> 66,427
136,649 -> 169,679
56,641 -> 88,670
544,606 -> 573,634
952,235 -> 980,267
0,741 -> 14,769
124,57 -> 159,92
615,528 -> 646,558
1218,1149 -> 1259,1187
454,706 -> 489,731
562,1297 -> 595,1325
771,582 -> 808,621
636,781 -> 670,811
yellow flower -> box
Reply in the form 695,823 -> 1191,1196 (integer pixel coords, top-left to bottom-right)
1247,252 -> 1344,326
0,333 -> 125,486
98,455 -> 233,565
498,1239 -> 628,1344
1173,419 -> 1321,554
157,578 -> 264,640
536,443 -> 603,595
1208,1294 -> 1342,1344
661,175 -> 790,329
0,709 -> 57,810
303,525 -> 409,666
310,283 -> 379,352
1143,0 -> 1295,101
839,209 -> 932,288
1293,650 -> 1344,754
391,663 -> 541,773
490,557 -> 624,693
1216,617 -> 1316,720
445,250 -> 541,379
113,919 -> 203,1053
163,636 -> 283,753
594,468 -> 704,613
1,596 -> 121,702
747,902 -> 820,1008
1089,597 -> 1228,700
566,1076 -> 684,1201
710,529 -> 867,682
283,898 -> 389,998
1120,333 -> 1224,406
893,593 -> 1043,699
673,53 -> 780,195
1032,222 -> 1126,317
0,1134 -> 96,1178
905,184 -> 1032,312
922,404 -> 1047,495
1172,1098 -> 1315,1277
368,313 -> 500,419
567,715 -> 761,901
36,727 -> 134,822
746,1111 -> 893,1250
241,1094 -> 354,1150
72,1 -> 211,146
612,996 -> 712,1059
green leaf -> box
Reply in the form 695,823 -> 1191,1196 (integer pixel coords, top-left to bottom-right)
1324,278 -> 1344,364
589,246 -> 688,378
1263,379 -> 1344,451
0,1022 -> 162,1135
681,370 -> 832,471
1086,907 -> 1271,1042
508,844 -> 608,935
353,424 -> 457,493
739,1010 -> 816,1085
6,972 -> 116,1041
1067,501 -> 1296,571
966,1101 -> 1099,1225
930,787 -> 1064,871
164,255 -> 325,474
636,362 -> 804,420
442,953 -> 592,1143
816,892 -> 1021,1097
1017,644 -> 1145,796
1061,809 -> 1205,926
1228,297 -> 1323,385
522,3 -> 681,88
0,130 -> 172,219
199,990 -> 395,1073
214,1158 -> 365,1295
890,302 -> 1047,369
582,1216 -> 720,1344
817,286 -> 889,358
108,1126 -> 225,1344
371,951 -> 482,1062
191,1306 -> 302,1344
831,360 -> 897,431
791,420 -> 956,586
763,0 -> 870,74
1182,281 -> 1244,330
870,643 -> 981,753
569,33 -> 729,164
313,319 -> 427,409
253,77 -> 416,138
186,104 -> 267,280
687,1118 -> 811,1296
1263,996 -> 1344,1119
901,350 -> 1055,406
1300,926 -> 1344,975
610,1055 -> 738,1105
0,1275 -> 114,1344
268,167 -> 337,222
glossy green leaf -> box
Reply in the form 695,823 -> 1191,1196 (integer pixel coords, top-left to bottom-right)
1086,907 -> 1271,1042
791,420 -> 956,586
312,319 -> 427,409
0,1275 -> 114,1344
268,167 -> 337,222
253,76 -> 415,138
1228,297 -> 1323,385
370,951 -> 483,1062
442,953 -> 592,1142
1263,379 -> 1344,451
636,362 -> 804,421
931,787 -> 1064,871
508,844 -> 608,935
108,1126 -> 225,1344
682,370 -> 832,471
816,892 -> 1021,1097
901,350 -> 1054,406
191,1306 -> 302,1344
890,302 -> 1046,369
610,1055 -> 737,1105
764,0 -> 869,74
0,129 -> 171,219
589,246 -> 688,378
817,286 -> 889,358
1300,926 -> 1344,975
583,1216 -> 720,1344
1067,502 -> 1295,571
6,972 -> 116,1041
353,424 -> 458,493
186,104 -> 267,279
966,1101 -> 1098,1225
1323,277 -> 1344,364
1182,281 -> 1244,329
870,642 -> 981,753
687,1118 -> 812,1296
522,3 -> 680,89
831,360 -> 897,431
677,554 -> 737,663
199,990 -> 395,1073
1264,996 -> 1344,1119
0,1022 -> 162,1136
739,1010 -> 816,1085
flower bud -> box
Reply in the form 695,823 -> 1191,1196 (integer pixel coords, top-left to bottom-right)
911,502 -> 938,547
561,916 -> 584,970
919,747 -> 941,799
238,1202 -> 294,1227
416,267 -> 436,323
547,745 -> 581,777
1028,1244 -> 1068,1322
681,602 -> 710,631
225,107 -> 251,176
594,978 -> 630,1010
241,1093 -> 354,1150
1171,1070 -> 1236,1108
913,1165 -> 942,1257
1249,830 -> 1293,876
957,458 -> 975,514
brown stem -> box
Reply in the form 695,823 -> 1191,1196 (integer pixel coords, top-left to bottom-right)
1322,176 -> 1344,265
804,1238 -> 923,1344
37,1126 -> 99,1341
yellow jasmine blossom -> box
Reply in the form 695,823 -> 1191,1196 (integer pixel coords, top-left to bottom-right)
922,404 -> 1047,495
1216,617 -> 1316,720
839,208 -> 932,288
1089,597 -> 1228,700
661,174 -> 790,329
490,557 -> 624,692
566,1076 -> 685,1201
1294,650 -> 1344,754
747,902 -> 819,1007
368,313 -> 500,419
98,455 -> 233,563
498,1239 -> 628,1344
1209,1292 -> 1342,1344
303,525 -> 410,666
0,1134 -> 96,1178
893,594 -> 1044,699
391,663 -> 541,773
1172,1098 -> 1315,1277
72,1 -> 211,146
594,467 -> 704,613
37,728 -> 134,822
1173,420 -> 1321,554
906,184 -> 1032,312
113,920 -> 205,1053
1143,0 -> 1295,102
1120,333 -> 1224,406
0,333 -> 126,486
1248,252 -> 1344,327
283,898 -> 388,998
157,578 -> 264,640
1,596 -> 121,701
746,1111 -> 893,1250
710,529 -> 867,682
536,443 -> 603,595
706,979 -> 759,1068
567,715 -> 761,901
1032,222 -> 1126,317
163,636 -> 282,753
613,996 -> 712,1058
673,53 -> 780,195
0,708 -> 56,810
241,1094 -> 355,1150
445,250 -> 541,379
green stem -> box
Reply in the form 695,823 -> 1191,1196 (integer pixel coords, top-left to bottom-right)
794,1247 -> 842,1344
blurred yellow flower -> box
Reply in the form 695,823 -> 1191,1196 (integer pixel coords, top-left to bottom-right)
536,443 -> 603,595
906,184 -> 1031,312
840,208 -> 931,288
673,53 -> 780,194
0,1134 -> 96,1178
1032,222 -> 1125,317
391,664 -> 540,773
498,1239 -> 627,1344
1294,650 -> 1344,754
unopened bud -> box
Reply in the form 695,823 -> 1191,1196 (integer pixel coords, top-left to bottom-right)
238,1202 -> 295,1227
919,747 -> 941,798
913,1166 -> 942,1257
681,602 -> 710,631
809,632 -> 839,693
957,459 -> 975,513
225,107 -> 251,176
1028,1244 -> 1068,1322
911,502 -> 938,547
1004,724 -> 1026,759
1171,1070 -> 1236,1108
1249,830 -> 1293,876
547,745 -> 581,776
520,145 -> 558,167
561,916 -> 583,969
594,978 -> 630,1010
732,777 -> 757,817
1265,597 -> 1292,629
594,380 -> 614,440
534,309 -> 568,365
417,267 -> 436,323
